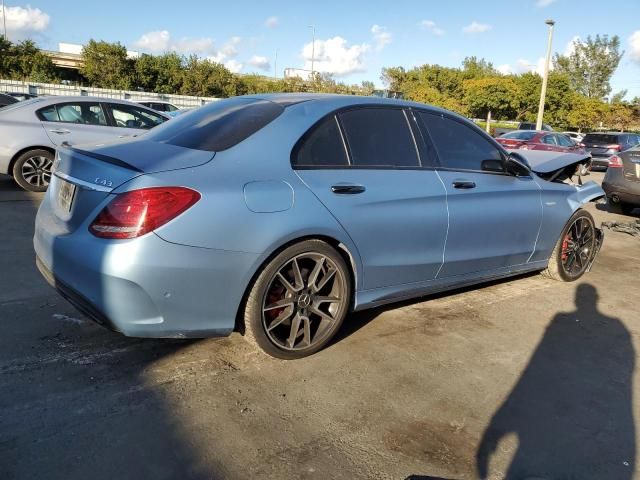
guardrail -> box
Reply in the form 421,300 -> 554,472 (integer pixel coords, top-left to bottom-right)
0,79 -> 219,108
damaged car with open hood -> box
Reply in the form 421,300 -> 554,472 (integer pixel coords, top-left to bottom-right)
34,94 -> 605,359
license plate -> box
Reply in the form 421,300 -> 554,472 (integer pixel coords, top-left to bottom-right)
57,180 -> 77,212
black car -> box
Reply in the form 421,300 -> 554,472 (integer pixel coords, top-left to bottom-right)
602,147 -> 640,215
582,132 -> 640,170
0,93 -> 19,109
518,121 -> 553,132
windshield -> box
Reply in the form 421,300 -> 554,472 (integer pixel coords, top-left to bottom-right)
582,134 -> 619,144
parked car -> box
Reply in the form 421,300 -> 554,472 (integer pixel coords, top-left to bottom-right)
0,96 -> 169,191
563,131 -> 584,143
582,132 -> 640,170
34,94 -> 604,359
0,93 -> 18,109
5,92 -> 38,101
496,130 -> 587,154
494,121 -> 553,137
602,147 -> 640,215
136,100 -> 182,117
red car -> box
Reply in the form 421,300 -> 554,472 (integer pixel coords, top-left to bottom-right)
497,130 -> 586,154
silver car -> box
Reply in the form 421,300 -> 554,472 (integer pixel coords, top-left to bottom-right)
0,96 -> 169,191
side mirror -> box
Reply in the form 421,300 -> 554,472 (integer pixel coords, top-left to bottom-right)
481,159 -> 505,173
506,154 -> 531,177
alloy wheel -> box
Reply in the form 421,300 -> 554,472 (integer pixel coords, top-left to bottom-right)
21,155 -> 53,188
560,216 -> 595,278
261,252 -> 347,351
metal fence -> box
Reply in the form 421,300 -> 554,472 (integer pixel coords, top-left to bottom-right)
0,79 -> 219,108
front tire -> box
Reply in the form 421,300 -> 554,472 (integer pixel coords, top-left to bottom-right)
243,240 -> 351,359
543,209 -> 597,282
12,149 -> 54,192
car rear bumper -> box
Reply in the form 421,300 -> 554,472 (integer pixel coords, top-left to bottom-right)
34,210 -> 261,338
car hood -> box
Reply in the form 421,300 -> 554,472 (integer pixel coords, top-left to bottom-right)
508,150 -> 592,174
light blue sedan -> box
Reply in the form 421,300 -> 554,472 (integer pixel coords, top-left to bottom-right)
34,94 -> 604,359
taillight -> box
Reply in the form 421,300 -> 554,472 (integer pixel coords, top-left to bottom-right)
606,144 -> 621,151
89,187 -> 201,239
608,155 -> 624,168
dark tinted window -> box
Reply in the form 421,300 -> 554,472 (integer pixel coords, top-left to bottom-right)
501,131 -> 537,140
339,108 -> 419,167
419,112 -> 502,171
519,122 -> 535,130
146,97 -> 283,151
582,134 -> 619,145
294,116 -> 348,167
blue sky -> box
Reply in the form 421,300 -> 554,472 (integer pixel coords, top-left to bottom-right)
4,0 -> 640,98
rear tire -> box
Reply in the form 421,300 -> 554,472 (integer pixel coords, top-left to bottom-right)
609,201 -> 635,216
543,209 -> 597,282
12,149 -> 54,192
243,240 -> 351,359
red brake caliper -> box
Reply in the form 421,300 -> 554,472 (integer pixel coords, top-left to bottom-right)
267,286 -> 285,320
561,234 -> 571,262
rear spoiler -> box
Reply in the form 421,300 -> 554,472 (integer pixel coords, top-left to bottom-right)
69,147 -> 143,173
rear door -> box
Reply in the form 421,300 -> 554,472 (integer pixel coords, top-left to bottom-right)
294,107 -> 448,290
38,101 -> 118,146
418,111 -> 542,277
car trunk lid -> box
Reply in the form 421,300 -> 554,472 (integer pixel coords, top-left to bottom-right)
48,139 -> 214,232
622,150 -> 640,182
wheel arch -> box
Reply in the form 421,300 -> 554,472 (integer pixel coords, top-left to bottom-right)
234,233 -> 360,333
8,145 -> 56,177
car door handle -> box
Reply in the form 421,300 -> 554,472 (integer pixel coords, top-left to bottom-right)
49,128 -> 71,134
331,184 -> 366,194
452,180 -> 476,189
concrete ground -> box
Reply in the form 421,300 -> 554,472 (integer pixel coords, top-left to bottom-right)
0,172 -> 638,480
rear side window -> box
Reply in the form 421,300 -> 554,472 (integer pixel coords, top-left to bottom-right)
502,131 -> 537,140
583,134 -> 619,145
294,116 -> 348,167
37,102 -> 107,126
419,113 -> 502,171
556,134 -> 573,147
146,97 -> 283,151
540,135 -> 557,145
338,108 -> 419,167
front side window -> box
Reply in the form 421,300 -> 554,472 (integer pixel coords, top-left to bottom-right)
293,116 -> 348,167
419,112 -> 502,171
37,102 -> 107,126
110,104 -> 166,129
338,108 -> 419,167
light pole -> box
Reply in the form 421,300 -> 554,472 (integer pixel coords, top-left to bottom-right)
536,19 -> 555,130
2,0 -> 7,41
308,25 -> 315,79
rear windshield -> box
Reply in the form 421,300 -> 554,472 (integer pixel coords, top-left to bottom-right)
582,134 -> 619,144
145,97 -> 284,151
501,131 -> 537,140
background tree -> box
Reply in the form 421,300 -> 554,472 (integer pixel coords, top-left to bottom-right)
81,40 -> 134,89
553,34 -> 623,99
604,104 -> 633,131
461,56 -> 498,79
0,39 -> 58,82
566,95 -> 604,132
463,77 -> 518,128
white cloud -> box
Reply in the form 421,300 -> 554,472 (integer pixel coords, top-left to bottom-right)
224,59 -> 243,73
248,55 -> 270,71
536,0 -> 556,7
420,20 -> 444,36
134,31 -> 243,68
497,57 -> 549,76
371,24 -> 392,51
302,36 -> 369,76
630,31 -> 640,65
564,35 -> 581,56
462,21 -> 492,34
3,5 -> 50,39
264,16 -> 279,28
